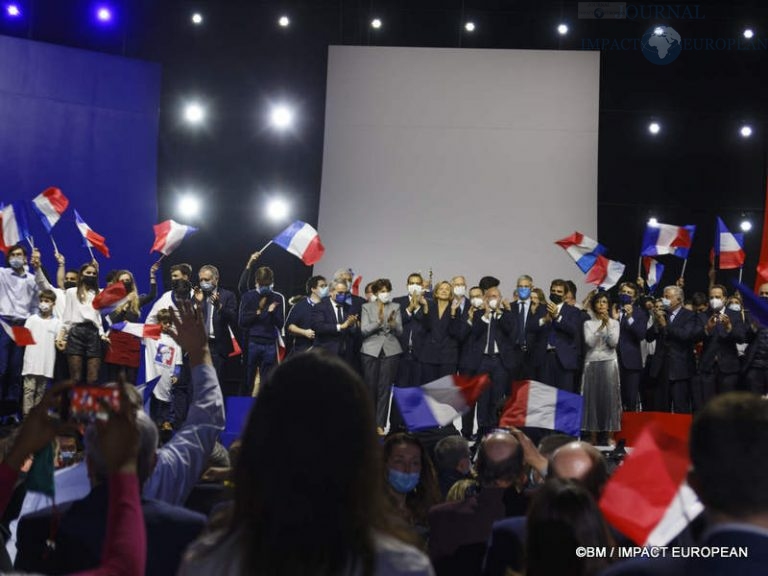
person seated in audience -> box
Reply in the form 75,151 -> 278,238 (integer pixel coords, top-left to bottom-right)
383,432 -> 440,540
429,429 -> 527,576
0,381 -> 146,576
525,479 -> 615,576
178,351 -> 433,575
603,392 -> 768,576
433,435 -> 472,500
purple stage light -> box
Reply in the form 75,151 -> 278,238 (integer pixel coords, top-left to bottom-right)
6,4 -> 22,17
96,5 -> 113,23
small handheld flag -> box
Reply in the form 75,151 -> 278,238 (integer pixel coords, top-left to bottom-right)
0,319 -> 36,346
500,380 -> 583,437
714,217 -> 745,270
151,219 -> 198,256
31,187 -> 69,232
556,232 -> 625,289
643,257 -> 665,292
92,282 -> 128,315
273,220 -> 325,265
641,222 -> 696,258
110,322 -> 162,340
74,210 -> 110,258
1,202 -> 31,252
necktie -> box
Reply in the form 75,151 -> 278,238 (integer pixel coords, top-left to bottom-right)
518,303 -> 526,346
336,305 -> 344,324
486,314 -> 497,354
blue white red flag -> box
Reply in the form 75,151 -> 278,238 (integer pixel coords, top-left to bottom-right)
714,217 -> 745,270
500,380 -> 583,437
641,222 -> 695,258
31,187 -> 69,232
151,219 -> 198,256
75,210 -> 110,257
643,257 -> 665,292
273,220 -> 325,265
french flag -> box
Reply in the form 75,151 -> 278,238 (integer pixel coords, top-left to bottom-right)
714,217 -> 745,270
74,210 -> 110,257
500,380 -> 583,437
0,319 -> 35,346
276,330 -> 286,363
392,373 -> 490,431
151,219 -> 198,256
135,376 -> 162,413
585,254 -> 626,290
110,321 -> 162,340
641,222 -> 696,258
351,274 -> 363,296
1,203 -> 31,251
599,421 -> 703,546
31,187 -> 69,232
643,257 -> 665,292
227,325 -> 242,357
92,282 -> 128,315
555,232 -> 607,273
273,220 -> 325,265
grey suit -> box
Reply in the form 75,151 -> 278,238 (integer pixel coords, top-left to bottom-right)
361,301 -> 403,428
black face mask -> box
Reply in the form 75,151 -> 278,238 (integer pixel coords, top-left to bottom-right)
549,293 -> 563,305
122,281 -> 134,293
172,279 -> 192,295
82,276 -> 98,288
64,281 -> 77,290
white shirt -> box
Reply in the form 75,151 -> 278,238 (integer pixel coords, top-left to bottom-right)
0,267 -> 38,321
144,332 -> 183,402
61,287 -> 105,336
21,314 -> 60,378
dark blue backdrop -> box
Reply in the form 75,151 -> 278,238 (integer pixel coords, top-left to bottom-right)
0,35 -> 160,296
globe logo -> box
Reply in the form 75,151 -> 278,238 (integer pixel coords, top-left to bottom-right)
641,25 -> 682,65
594,7 -> 604,18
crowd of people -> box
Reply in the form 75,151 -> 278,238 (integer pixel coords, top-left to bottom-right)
0,243 -> 764,575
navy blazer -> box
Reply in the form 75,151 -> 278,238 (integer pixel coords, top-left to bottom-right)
311,297 -> 358,358
419,303 -> 469,365
203,287 -> 238,358
646,306 -> 702,381
617,305 -> 649,371
394,295 -> 426,357
238,289 -> 285,341
469,308 -> 518,372
698,307 -> 746,374
15,484 -> 206,576
529,303 -> 582,371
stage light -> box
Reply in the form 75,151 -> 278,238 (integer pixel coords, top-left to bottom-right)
740,220 -> 753,232
178,194 -> 201,218
371,18 -> 382,29
648,122 -> 661,135
744,28 -> 754,39
648,217 -> 659,227
183,102 -> 206,125
269,104 -> 294,130
5,3 -> 21,17
266,197 -> 290,222
191,13 -> 203,25
95,5 -> 113,23
465,22 -> 476,32
654,27 -> 664,36
278,15 -> 290,27
557,24 -> 568,35
740,125 -> 753,138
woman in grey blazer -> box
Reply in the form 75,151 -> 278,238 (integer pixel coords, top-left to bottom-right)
361,278 -> 403,434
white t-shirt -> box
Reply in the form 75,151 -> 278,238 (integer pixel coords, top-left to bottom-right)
144,332 -> 182,402
22,314 -> 61,378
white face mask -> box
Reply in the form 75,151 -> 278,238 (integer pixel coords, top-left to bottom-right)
709,297 -> 724,311
661,297 -> 672,309
728,303 -> 741,312
407,283 -> 423,296
38,302 -> 52,313
377,291 -> 391,303
453,286 -> 466,298
368,294 -> 378,303
470,297 -> 484,308
488,298 -> 499,310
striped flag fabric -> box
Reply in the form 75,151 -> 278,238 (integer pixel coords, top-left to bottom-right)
714,217 -> 745,270
74,210 -> 110,257
273,220 -> 325,265
92,282 -> 129,315
586,254 -> 626,290
135,376 -> 162,413
31,187 -> 69,232
110,321 -> 162,340
0,319 -> 35,346
643,257 -> 665,292
227,325 -> 242,357
500,380 -> 583,437
599,421 -> 703,546
151,219 -> 198,256
392,373 -> 490,431
641,222 -> 696,258
555,231 -> 607,273
1,202 -> 31,251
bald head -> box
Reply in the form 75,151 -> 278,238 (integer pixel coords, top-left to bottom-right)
476,431 -> 524,488
759,283 -> 768,298
550,441 -> 607,498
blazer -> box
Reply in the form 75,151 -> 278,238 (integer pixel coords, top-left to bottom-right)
617,305 -> 649,370
238,289 -> 285,342
284,297 -> 317,354
529,303 -> 582,371
646,306 -> 702,381
418,302 -> 469,365
16,484 -> 206,576
469,308 -> 518,372
360,301 -> 403,357
698,307 -> 746,374
311,297 -> 359,359
203,287 -> 238,358
393,295 -> 426,357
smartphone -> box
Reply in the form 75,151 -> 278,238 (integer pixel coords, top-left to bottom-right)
61,386 -> 121,422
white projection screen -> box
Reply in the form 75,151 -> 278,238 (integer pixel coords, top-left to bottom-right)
318,46 -> 600,297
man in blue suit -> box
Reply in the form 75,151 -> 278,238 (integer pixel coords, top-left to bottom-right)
311,278 -> 359,366
195,264 -> 238,379
615,282 -> 648,411
531,279 -> 582,393
602,392 -> 768,575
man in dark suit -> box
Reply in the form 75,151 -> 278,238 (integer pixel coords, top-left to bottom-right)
615,281 -> 648,411
195,264 -> 238,380
459,286 -> 485,438
429,429 -> 528,576
602,392 -> 768,576
15,411 -> 207,576
646,285 -> 702,413
510,274 -> 544,380
530,279 -> 582,393
695,284 -> 746,411
311,278 -> 359,366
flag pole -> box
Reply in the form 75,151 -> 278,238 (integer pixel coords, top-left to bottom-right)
86,244 -> 95,261
637,255 -> 643,279
680,258 -> 688,279
26,235 -> 34,250
739,267 -> 743,283
50,234 -> 59,255
259,240 -> 273,253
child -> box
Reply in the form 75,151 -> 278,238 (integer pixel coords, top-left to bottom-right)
22,289 -> 61,416
144,308 -> 183,431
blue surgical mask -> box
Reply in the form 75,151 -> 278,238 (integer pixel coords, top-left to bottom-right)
199,281 -> 214,293
619,293 -> 633,305
317,286 -> 329,298
334,292 -> 347,305
258,285 -> 272,295
388,468 -> 420,494
517,287 -> 531,300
